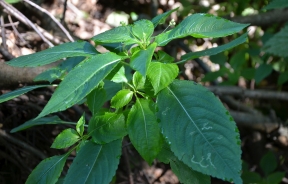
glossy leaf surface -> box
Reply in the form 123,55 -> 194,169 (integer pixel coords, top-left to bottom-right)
132,20 -> 154,42
127,99 -> 162,164
26,154 -> 68,184
63,140 -> 121,184
151,7 -> 179,27
111,89 -> 133,109
37,53 -> 122,119
147,62 -> 178,94
181,33 -> 248,62
87,86 -> 107,115
7,42 -> 97,67
130,42 -> 157,77
155,14 -> 249,46
51,129 -> 80,149
157,80 -> 242,183
0,85 -> 50,103
88,112 -> 127,144
76,114 -> 85,136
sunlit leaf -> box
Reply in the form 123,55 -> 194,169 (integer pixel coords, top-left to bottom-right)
0,85 -> 50,103
51,129 -> 80,149
7,41 -> 97,67
76,114 -> 85,136
155,14 -> 249,46
63,140 -> 121,184
132,20 -> 154,42
127,99 -> 162,164
111,66 -> 128,83
111,89 -> 133,109
151,7 -> 179,27
37,53 -> 122,119
157,80 -> 242,183
263,0 -> 288,10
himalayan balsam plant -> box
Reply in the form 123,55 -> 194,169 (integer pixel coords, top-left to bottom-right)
0,8 -> 249,184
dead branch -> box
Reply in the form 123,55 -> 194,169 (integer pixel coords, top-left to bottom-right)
207,86 -> 288,101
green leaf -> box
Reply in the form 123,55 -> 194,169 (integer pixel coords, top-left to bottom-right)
127,99 -> 162,164
5,0 -> 21,4
147,62 -> 179,94
230,50 -> 247,70
266,172 -> 285,184
156,50 -> 175,63
155,14 -> 249,46
34,57 -> 86,83
263,25 -> 288,58
76,114 -> 85,136
88,112 -> 127,144
132,20 -> 154,42
151,7 -> 179,27
260,151 -> 277,176
278,71 -> 288,85
157,80 -> 242,183
0,85 -> 50,103
255,64 -> 273,84
132,71 -> 146,90
26,154 -> 68,184
7,42 -> 97,67
111,66 -> 128,83
63,140 -> 122,184
103,80 -> 122,100
11,116 -> 73,133
87,86 -> 107,115
210,52 -> 227,66
130,42 -> 157,77
263,0 -> 288,10
37,53 -> 122,119
51,129 -> 80,149
111,89 -> 133,109
157,142 -> 210,184
91,26 -> 137,45
241,171 -> 262,184
202,68 -> 228,82
181,33 -> 248,62
241,68 -> 256,80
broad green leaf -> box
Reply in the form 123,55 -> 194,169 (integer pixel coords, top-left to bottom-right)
7,41 -> 97,67
147,62 -> 178,94
88,112 -> 127,144
266,172 -> 285,184
181,33 -> 248,62
111,89 -> 133,109
76,114 -> 85,136
263,0 -> 288,10
130,42 -> 157,77
111,66 -> 128,83
127,99 -> 162,164
210,52 -> 227,66
87,86 -> 107,115
157,142 -> 210,184
151,7 -> 179,27
0,85 -> 50,103
254,63 -> 273,84
278,71 -> 288,85
26,154 -> 68,184
156,50 -> 175,63
63,140 -> 122,184
37,53 -> 122,119
263,25 -> 288,58
103,80 -> 122,100
11,116 -> 73,133
132,20 -> 154,42
260,151 -> 277,176
51,129 -> 80,149
241,68 -> 256,80
100,42 -> 133,53
34,57 -> 86,83
241,171 -> 262,184
5,0 -> 20,4
155,14 -> 249,46
157,80 -> 242,183
230,50 -> 247,70
132,71 -> 146,90
91,26 -> 138,45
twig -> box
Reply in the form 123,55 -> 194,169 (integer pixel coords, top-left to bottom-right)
21,0 -> 74,42
0,46 -> 14,60
207,86 -> 288,101
8,15 -> 28,46
0,21 -> 19,27
1,15 -> 7,49
0,129 -> 47,159
61,0 -> 68,25
0,0 -> 54,47
123,140 -> 134,184
220,96 -> 260,115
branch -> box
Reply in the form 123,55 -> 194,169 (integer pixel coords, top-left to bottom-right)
228,9 -> 288,26
207,86 -> 288,101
